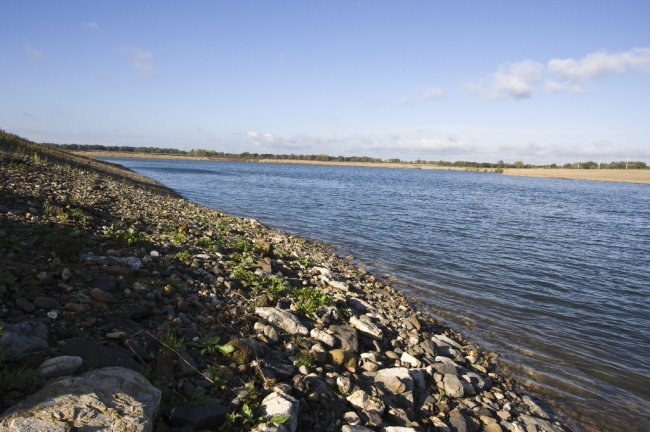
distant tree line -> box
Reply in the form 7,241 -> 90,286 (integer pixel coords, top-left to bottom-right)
43,143 -> 647,169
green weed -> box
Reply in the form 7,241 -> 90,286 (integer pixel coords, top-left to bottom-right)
293,287 -> 332,314
187,335 -> 236,357
159,331 -> 184,351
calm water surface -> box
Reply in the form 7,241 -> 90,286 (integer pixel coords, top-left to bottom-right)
105,158 -> 650,432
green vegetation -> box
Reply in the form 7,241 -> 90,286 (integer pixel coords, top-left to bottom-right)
158,331 -> 184,352
293,287 -> 332,314
187,336 -> 236,356
295,351 -> 315,369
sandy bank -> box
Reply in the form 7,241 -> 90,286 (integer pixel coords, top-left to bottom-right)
503,168 -> 650,184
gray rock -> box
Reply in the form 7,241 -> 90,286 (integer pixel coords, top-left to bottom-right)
15,298 -> 36,313
433,362 -> 458,376
349,316 -> 382,340
409,368 -> 426,389
309,328 -> 335,347
261,359 -> 296,380
255,307 -> 308,335
32,296 -> 59,310
484,424 -> 504,432
0,367 -> 160,432
448,409 -> 472,432
383,427 -> 419,432
518,414 -> 561,431
170,404 -> 228,430
346,389 -> 385,415
522,395 -> 551,419
342,426 -> 373,432
38,356 -> 82,377
90,276 -> 117,293
177,350 -> 198,375
329,325 -> 359,351
347,297 -> 376,313
371,367 -> 414,394
432,334 -> 463,350
0,321 -> 49,358
260,391 -> 299,432
443,374 -> 464,398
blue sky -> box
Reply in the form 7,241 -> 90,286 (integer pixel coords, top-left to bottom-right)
1,1 -> 649,162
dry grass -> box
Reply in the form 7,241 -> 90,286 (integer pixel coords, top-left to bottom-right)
503,168 -> 650,184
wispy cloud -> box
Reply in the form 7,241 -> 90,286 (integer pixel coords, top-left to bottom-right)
24,44 -> 43,60
82,21 -> 99,30
420,87 -> 445,101
467,60 -> 544,100
122,46 -> 156,77
546,48 -> 650,92
399,97 -> 412,105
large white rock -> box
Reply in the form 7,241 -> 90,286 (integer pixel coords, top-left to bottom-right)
260,391 -> 299,432
309,328 -> 336,347
370,367 -> 414,394
255,307 -> 308,335
346,390 -> 385,415
0,367 -> 160,432
349,316 -> 382,340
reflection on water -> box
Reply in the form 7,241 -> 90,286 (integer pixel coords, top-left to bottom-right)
103,158 -> 650,432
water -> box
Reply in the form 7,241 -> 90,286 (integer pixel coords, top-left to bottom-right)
104,158 -> 650,431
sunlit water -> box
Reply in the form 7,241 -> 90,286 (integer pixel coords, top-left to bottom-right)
104,158 -> 650,432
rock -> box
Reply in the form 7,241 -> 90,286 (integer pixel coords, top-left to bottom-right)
431,416 -> 452,432
484,423 -> 503,432
255,307 -> 308,335
329,325 -> 359,351
347,297 -> 376,313
448,409 -> 472,432
371,367 -> 414,394
400,352 -> 421,368
384,428 -> 419,432
32,296 -> 58,309
65,303 -> 90,313
433,362 -> 458,375
90,276 -> 117,293
407,315 -> 421,331
38,356 -> 82,377
170,404 -> 229,430
342,426 -> 373,432
177,350 -> 198,375
61,338 -> 141,372
89,288 -> 117,303
522,395 -> 551,419
260,359 -> 296,380
15,298 -> 35,313
409,368 -> 426,390
260,391 -> 299,432
443,374 -> 464,398
0,321 -> 49,358
432,334 -> 463,350
331,377 -> 350,396
349,316 -> 382,340
309,328 -> 335,347
264,325 -> 279,344
60,268 -> 73,282
328,349 -> 358,369
518,414 -> 560,431
228,339 -> 255,364
346,390 -> 385,419
343,411 -> 361,425
0,367 -> 160,432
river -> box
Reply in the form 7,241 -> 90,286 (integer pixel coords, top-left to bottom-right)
102,158 -> 650,432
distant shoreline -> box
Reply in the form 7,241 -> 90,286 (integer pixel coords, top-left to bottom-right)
76,151 -> 650,184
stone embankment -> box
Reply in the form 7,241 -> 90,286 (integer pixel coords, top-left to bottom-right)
0,133 -> 569,431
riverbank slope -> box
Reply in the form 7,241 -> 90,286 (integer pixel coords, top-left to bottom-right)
1,132 -> 569,432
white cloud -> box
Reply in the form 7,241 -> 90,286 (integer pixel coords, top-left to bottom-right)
123,46 -> 156,77
421,87 -> 445,100
399,97 -> 412,105
546,48 -> 650,93
467,60 -> 544,100
82,22 -> 99,30
24,44 -> 43,59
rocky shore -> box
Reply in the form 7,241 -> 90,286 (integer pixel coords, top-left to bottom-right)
0,132 -> 569,432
